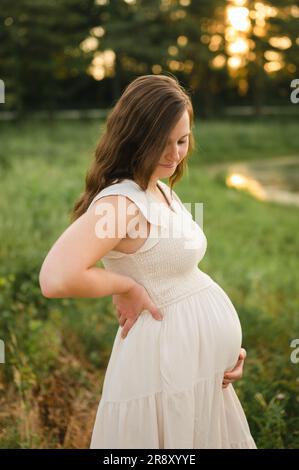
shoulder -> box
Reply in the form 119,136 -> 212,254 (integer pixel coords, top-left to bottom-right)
87,179 -> 146,212
87,178 -> 164,228
86,179 -> 148,227
87,193 -> 144,224
97,178 -> 145,198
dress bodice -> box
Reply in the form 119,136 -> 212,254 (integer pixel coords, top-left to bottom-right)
87,179 -> 214,308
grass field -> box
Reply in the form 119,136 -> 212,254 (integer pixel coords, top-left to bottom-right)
0,117 -> 298,448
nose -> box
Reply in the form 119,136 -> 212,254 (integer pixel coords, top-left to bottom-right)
165,144 -> 180,164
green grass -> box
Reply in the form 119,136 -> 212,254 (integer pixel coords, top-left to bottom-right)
0,117 -> 298,448
193,118 -> 299,163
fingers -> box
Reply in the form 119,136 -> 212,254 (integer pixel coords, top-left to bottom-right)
222,382 -> 230,388
222,367 -> 242,386
222,376 -> 233,388
149,304 -> 163,321
117,312 -> 126,327
120,307 -> 163,340
224,347 -> 247,376
223,347 -> 249,389
224,362 -> 244,379
121,318 -> 134,339
224,369 -> 242,381
223,362 -> 244,383
226,360 -> 241,375
117,298 -> 164,339
115,305 -> 133,328
239,348 -> 247,360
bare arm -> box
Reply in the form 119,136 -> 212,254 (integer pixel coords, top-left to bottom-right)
39,195 -> 141,298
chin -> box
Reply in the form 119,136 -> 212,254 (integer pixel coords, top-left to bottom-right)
160,165 -> 176,170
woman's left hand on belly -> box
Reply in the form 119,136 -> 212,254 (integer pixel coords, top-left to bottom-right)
222,348 -> 247,389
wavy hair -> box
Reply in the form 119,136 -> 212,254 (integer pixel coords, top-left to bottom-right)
71,73 -> 195,222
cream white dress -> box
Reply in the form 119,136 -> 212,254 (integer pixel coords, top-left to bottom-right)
87,178 -> 257,449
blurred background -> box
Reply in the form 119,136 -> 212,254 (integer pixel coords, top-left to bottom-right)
0,0 -> 298,449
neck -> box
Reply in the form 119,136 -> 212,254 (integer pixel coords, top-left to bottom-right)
147,177 -> 160,193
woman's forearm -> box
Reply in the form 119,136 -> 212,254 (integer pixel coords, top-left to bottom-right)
40,266 -> 137,299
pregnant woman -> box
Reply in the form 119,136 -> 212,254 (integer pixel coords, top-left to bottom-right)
39,74 -> 256,449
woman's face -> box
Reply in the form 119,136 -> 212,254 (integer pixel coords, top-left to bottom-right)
154,109 -> 190,178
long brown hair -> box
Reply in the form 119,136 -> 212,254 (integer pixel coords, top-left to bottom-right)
70,73 -> 195,222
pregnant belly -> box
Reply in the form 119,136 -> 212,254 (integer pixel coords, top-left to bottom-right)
157,283 -> 243,391
204,282 -> 243,373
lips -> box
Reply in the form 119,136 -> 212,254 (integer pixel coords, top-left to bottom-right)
160,163 -> 175,167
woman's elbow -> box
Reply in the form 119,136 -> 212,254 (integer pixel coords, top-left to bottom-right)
39,267 -> 66,298
39,280 -> 60,298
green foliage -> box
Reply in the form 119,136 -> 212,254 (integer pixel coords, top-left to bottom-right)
0,268 -> 63,386
0,0 -> 101,112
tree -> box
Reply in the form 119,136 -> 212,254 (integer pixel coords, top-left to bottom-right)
0,0 -> 103,113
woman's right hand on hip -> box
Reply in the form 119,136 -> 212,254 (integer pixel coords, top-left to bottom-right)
112,282 -> 163,339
